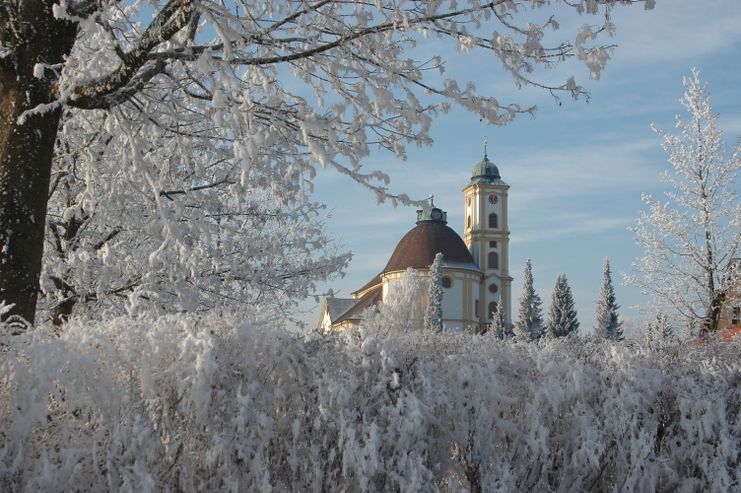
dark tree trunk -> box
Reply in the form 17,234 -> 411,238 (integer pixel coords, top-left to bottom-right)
0,1 -> 77,324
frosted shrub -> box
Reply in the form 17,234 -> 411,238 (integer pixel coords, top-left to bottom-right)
362,268 -> 426,337
1,315 -> 739,492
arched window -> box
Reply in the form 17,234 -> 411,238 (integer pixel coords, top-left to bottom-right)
467,215 -> 472,228
488,251 -> 499,270
488,301 -> 498,319
475,300 -> 479,318
488,212 -> 498,229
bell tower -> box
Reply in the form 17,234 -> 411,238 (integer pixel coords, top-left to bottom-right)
463,143 -> 512,328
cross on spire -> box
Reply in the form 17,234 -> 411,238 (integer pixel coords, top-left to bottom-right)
483,138 -> 489,159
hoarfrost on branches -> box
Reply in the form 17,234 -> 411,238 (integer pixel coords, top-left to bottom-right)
642,311 -> 674,348
626,69 -> 740,334
0,0 -> 656,322
363,267 -> 425,336
45,0 -> 646,204
38,109 -> 350,324
1,313 -> 738,492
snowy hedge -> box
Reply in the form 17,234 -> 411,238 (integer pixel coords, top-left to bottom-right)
1,316 -> 739,492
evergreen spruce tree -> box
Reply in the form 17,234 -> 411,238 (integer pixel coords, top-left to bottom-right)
424,253 -> 444,332
490,298 -> 507,339
595,259 -> 623,341
545,274 -> 580,338
514,259 -> 544,342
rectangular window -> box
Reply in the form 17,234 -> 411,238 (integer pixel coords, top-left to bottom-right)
489,241 -> 497,248
475,300 -> 479,318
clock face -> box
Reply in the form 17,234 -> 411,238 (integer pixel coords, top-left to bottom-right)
488,194 -> 498,205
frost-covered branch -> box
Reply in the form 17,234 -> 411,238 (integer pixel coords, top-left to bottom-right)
627,69 -> 740,334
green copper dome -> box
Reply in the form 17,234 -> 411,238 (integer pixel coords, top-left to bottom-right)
470,152 -> 501,184
416,196 -> 447,224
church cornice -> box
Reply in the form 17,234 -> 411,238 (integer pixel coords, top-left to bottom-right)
464,230 -> 511,240
462,182 -> 510,192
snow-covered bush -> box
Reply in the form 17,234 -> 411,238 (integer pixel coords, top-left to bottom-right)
642,311 -> 675,349
1,314 -> 739,492
362,268 -> 426,337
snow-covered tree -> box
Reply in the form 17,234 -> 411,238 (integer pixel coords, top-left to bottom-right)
364,267 -> 425,335
489,297 -> 508,339
1,1 -> 655,324
627,69 -> 740,333
514,259 -> 544,342
643,311 -> 674,348
424,253 -> 444,333
595,259 -> 623,341
38,109 -> 350,325
545,274 -> 580,338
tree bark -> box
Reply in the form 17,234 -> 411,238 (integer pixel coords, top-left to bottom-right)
0,1 -> 77,324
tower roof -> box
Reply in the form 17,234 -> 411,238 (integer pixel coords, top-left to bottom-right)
469,142 -> 505,185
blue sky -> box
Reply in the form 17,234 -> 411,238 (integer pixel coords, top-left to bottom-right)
300,0 -> 741,334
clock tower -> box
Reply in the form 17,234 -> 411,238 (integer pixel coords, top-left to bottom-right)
463,145 -> 512,328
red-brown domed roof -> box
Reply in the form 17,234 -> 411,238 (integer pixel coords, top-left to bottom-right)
351,207 -> 480,297
382,221 -> 477,272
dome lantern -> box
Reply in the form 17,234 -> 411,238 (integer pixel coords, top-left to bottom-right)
416,195 -> 448,224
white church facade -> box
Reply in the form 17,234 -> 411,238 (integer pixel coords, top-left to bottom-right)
318,150 -> 512,332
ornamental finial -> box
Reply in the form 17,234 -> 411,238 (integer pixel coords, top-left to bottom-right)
483,138 -> 489,159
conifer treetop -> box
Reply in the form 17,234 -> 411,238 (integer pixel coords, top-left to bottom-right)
595,258 -> 623,341
546,274 -> 579,338
514,259 -> 544,342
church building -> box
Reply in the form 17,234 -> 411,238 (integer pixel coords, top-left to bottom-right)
318,149 -> 512,332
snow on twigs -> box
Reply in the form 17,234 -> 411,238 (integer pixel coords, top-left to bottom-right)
1,315 -> 739,492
